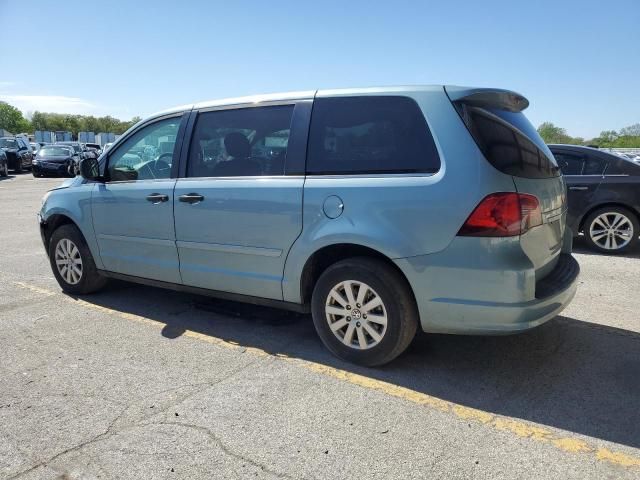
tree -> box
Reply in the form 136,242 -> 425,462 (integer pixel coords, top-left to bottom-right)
619,123 -> 640,137
0,101 -> 30,134
536,122 -> 583,144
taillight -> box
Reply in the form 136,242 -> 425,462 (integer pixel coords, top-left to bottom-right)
458,192 -> 542,237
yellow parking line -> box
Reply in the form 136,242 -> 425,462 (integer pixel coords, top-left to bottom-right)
12,281 -> 640,470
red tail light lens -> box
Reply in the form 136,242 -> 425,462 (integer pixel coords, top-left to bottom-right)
458,192 -> 542,237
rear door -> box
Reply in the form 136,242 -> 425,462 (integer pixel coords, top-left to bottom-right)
173,101 -> 310,300
553,149 -> 606,232
92,114 -> 186,283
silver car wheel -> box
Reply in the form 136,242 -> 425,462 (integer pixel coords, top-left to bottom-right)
589,212 -> 634,250
325,280 -> 388,350
55,238 -> 83,285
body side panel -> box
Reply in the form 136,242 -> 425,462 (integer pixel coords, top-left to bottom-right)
283,88 -> 517,303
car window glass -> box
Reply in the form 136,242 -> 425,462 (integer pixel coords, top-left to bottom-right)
307,96 -> 440,175
187,105 -> 294,178
108,117 -> 180,182
582,156 -> 607,175
554,152 -> 584,175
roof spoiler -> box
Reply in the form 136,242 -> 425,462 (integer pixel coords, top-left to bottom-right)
444,86 -> 529,112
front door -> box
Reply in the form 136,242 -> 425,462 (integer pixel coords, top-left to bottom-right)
92,115 -> 184,283
174,104 -> 306,300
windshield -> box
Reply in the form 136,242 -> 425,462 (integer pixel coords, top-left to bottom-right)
39,147 -> 72,156
0,138 -> 18,149
58,143 -> 81,153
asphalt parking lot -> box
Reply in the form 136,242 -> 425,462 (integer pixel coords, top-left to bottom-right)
0,173 -> 639,479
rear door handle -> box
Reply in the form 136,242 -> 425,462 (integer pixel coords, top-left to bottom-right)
146,193 -> 169,204
179,193 -> 205,204
568,186 -> 589,191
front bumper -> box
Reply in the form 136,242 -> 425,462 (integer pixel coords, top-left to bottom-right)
32,162 -> 70,176
37,213 -> 48,253
394,237 -> 580,335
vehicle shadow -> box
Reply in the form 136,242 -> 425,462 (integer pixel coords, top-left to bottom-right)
0,175 -> 16,181
71,281 -> 640,450
573,237 -> 640,259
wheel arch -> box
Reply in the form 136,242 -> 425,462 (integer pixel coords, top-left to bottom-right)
578,202 -> 640,232
42,213 -> 80,250
298,243 -> 417,307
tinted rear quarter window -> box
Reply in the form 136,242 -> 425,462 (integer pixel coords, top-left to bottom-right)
455,103 -> 560,179
307,96 -> 440,175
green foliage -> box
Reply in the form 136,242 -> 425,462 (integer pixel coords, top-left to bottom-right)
537,122 -> 640,148
536,122 -> 583,145
0,101 -> 31,134
30,111 -> 139,136
1,101 -> 138,137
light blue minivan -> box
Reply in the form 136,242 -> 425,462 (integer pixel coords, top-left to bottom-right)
39,86 -> 579,365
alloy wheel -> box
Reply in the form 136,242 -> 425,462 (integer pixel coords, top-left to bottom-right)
325,280 -> 388,350
589,212 -> 634,250
54,238 -> 83,285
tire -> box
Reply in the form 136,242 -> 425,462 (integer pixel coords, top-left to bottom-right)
14,160 -> 22,174
583,206 -> 639,254
0,162 -> 7,177
311,257 -> 418,366
49,224 -> 108,295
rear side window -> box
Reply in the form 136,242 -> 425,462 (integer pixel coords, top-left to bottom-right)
554,152 -> 584,175
554,151 -> 607,176
582,156 -> 607,175
188,105 -> 294,177
455,103 -> 560,179
307,96 -> 440,175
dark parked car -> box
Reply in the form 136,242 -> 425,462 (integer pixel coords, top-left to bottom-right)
0,136 -> 33,173
549,144 -> 640,253
32,145 -> 77,177
84,142 -> 102,154
0,149 -> 8,177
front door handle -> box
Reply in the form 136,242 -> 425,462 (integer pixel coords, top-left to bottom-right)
146,193 -> 169,204
569,186 -> 589,191
179,193 -> 205,204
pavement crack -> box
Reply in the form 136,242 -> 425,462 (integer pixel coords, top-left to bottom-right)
154,421 -> 300,480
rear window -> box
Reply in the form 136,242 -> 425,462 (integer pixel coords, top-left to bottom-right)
454,102 -> 560,179
307,96 -> 440,175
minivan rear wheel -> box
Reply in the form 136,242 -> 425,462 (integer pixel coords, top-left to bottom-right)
49,224 -> 107,294
311,257 -> 418,366
584,207 -> 639,254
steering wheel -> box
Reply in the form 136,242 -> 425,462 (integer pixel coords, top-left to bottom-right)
153,153 -> 173,174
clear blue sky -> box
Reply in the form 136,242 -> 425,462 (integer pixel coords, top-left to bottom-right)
1,0 -> 638,138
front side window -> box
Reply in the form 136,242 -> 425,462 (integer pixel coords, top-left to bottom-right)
187,105 -> 294,177
307,96 -> 440,175
107,117 -> 181,181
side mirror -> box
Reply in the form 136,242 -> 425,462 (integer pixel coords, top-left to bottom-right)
79,157 -> 102,181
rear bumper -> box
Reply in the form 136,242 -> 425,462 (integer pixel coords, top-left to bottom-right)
394,237 -> 579,335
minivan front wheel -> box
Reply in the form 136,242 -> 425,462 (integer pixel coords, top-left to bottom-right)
584,207 -> 639,254
311,258 -> 418,366
49,224 -> 107,294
